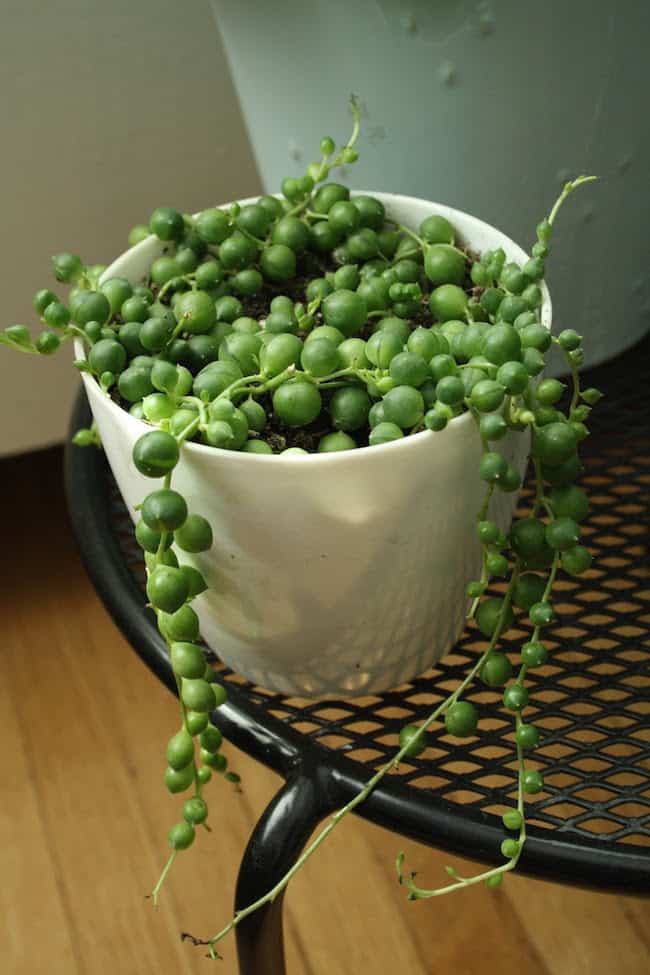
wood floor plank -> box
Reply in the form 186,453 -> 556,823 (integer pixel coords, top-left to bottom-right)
6,581 -> 197,973
2,447 -> 649,974
286,822 -> 429,974
0,658 -> 82,975
364,835 -> 552,975
505,874 -> 650,975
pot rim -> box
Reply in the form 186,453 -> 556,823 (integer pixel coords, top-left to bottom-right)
79,190 -> 552,466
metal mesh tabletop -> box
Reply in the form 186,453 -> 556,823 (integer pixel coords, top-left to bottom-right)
65,335 -> 650,893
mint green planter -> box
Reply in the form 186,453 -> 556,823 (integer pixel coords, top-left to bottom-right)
212,0 -> 649,369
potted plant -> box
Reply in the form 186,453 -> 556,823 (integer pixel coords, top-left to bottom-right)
1,101 -> 600,958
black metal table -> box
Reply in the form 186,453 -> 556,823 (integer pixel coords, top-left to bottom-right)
65,336 -> 650,974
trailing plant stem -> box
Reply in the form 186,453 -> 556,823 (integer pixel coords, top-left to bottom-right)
199,571 -> 520,957
548,176 -> 597,226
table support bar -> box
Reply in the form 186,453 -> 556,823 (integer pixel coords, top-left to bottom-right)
235,766 -> 340,975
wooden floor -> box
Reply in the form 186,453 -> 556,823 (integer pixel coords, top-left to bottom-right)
2,446 -> 648,975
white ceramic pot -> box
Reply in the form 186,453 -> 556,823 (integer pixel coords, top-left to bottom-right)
80,192 -> 551,698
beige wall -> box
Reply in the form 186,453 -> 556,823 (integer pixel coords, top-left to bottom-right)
1,0 -> 260,456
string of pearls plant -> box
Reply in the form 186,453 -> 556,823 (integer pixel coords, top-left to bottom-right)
2,99 -> 601,959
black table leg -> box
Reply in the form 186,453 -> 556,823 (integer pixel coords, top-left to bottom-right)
235,766 -> 340,975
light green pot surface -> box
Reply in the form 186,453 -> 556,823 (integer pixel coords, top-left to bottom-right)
212,0 -> 649,370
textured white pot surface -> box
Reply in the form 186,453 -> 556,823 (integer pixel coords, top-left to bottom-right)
80,192 -> 551,698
